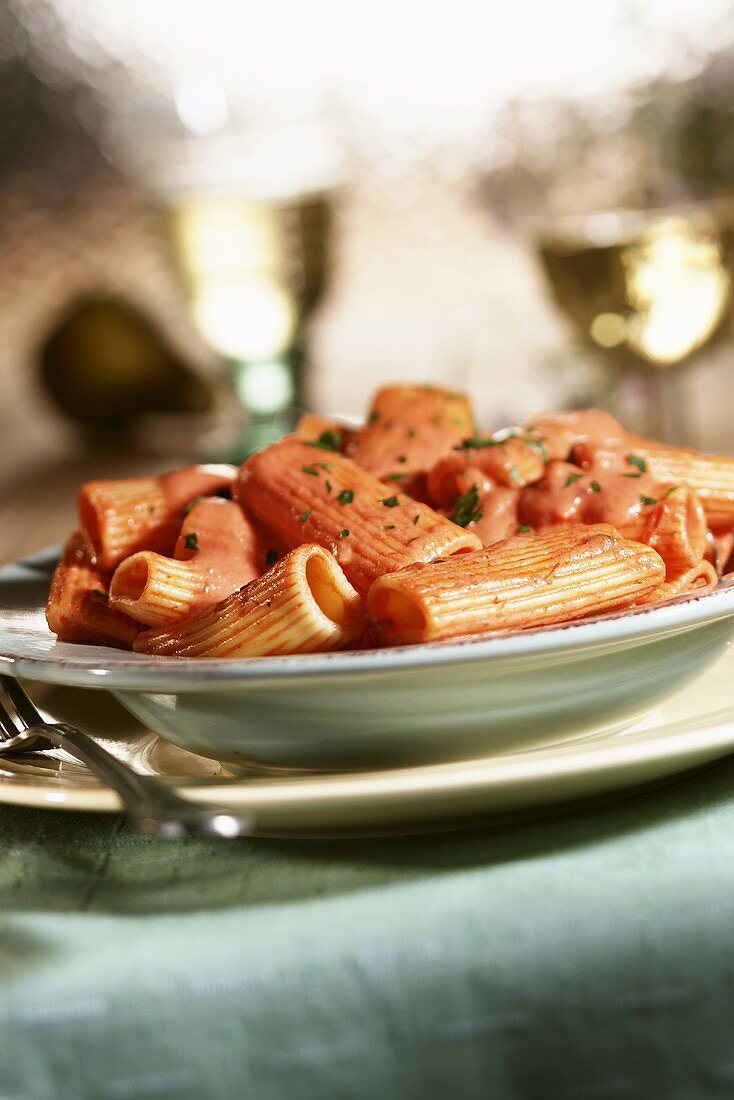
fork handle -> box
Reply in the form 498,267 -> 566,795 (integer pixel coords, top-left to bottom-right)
32,722 -> 253,838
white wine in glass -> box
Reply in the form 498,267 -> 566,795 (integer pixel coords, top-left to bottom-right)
536,207 -> 734,443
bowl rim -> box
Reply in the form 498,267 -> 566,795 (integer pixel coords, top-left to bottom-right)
1,547 -> 733,691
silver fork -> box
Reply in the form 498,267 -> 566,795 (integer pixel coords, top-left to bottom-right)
0,675 -> 254,839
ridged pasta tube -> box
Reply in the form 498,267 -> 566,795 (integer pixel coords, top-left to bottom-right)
367,524 -> 665,646
237,436 -> 481,594
79,464 -> 236,570
134,544 -> 365,657
109,498 -> 261,627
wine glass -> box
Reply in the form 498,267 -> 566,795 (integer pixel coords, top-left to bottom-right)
533,202 -> 734,444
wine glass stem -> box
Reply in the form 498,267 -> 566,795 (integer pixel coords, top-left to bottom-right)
646,369 -> 691,445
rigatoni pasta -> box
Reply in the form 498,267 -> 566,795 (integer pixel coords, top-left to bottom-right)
345,384 -> 475,486
367,525 -> 666,646
134,544 -> 364,657
79,463 -> 237,570
46,531 -> 140,649
237,435 -> 481,594
48,383 -> 732,657
108,498 -> 260,627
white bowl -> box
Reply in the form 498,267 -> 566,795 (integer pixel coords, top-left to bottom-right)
1,547 -> 733,772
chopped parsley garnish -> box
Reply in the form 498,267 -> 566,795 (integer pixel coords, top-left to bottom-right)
264,549 -> 279,567
640,495 -> 658,506
449,485 -> 484,527
526,438 -> 549,463
183,496 -> 202,516
397,454 -> 407,463
622,472 -> 643,479
368,411 -> 380,423
305,430 -> 342,452
337,489 -> 354,505
92,588 -> 107,599
627,454 -> 647,473
386,472 -> 409,481
407,428 -> 416,438
339,529 -> 350,538
454,436 -> 503,450
325,479 -> 333,494
315,462 -> 332,472
664,485 -> 681,497
590,481 -> 602,493
517,524 -> 532,533
302,465 -> 319,476
380,495 -> 400,507
564,472 -> 583,488
298,510 -> 312,523
413,514 -> 420,525
384,523 -> 396,530
184,533 -> 199,551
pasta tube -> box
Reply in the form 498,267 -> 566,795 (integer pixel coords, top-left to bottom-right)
524,409 -> 626,461
626,435 -> 734,531
109,498 -> 260,627
134,544 -> 364,657
617,486 -> 708,581
637,559 -> 718,605
46,532 -> 139,649
427,436 -> 545,507
79,463 -> 237,571
237,436 -> 481,594
345,384 -> 475,485
367,524 -> 665,646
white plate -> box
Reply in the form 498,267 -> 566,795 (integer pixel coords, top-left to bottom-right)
1,547 -> 733,772
0,659 -> 733,835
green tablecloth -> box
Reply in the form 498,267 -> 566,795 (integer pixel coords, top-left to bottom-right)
3,749 -> 734,1100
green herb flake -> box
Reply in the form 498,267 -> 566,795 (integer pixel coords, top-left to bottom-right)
454,436 -> 502,451
449,485 -> 484,527
368,411 -> 380,423
183,495 -> 203,517
380,495 -> 401,507
305,430 -> 342,453
622,472 -> 642,479
397,454 -> 407,463
298,510 -> 312,523
640,495 -> 658,506
337,489 -> 354,505
386,472 -> 409,481
407,428 -> 416,438
526,437 -> 549,463
517,524 -> 532,534
315,462 -> 332,471
325,479 -> 333,495
302,465 -> 319,476
590,481 -> 602,494
664,485 -> 681,497
627,454 -> 647,473
184,533 -> 199,551
92,588 -> 108,599
564,472 -> 583,488
339,529 -> 350,539
384,524 -> 396,530
264,549 -> 279,568
413,514 -> 420,525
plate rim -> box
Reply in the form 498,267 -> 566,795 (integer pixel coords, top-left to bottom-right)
2,702 -> 734,823
1,546 -> 733,691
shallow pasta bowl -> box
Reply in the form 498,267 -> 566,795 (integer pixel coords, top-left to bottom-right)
1,547 -> 733,772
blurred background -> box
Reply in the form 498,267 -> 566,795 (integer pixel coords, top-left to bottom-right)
1,0 -> 734,555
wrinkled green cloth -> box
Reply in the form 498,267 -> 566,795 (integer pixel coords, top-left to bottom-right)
3,753 -> 734,1100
